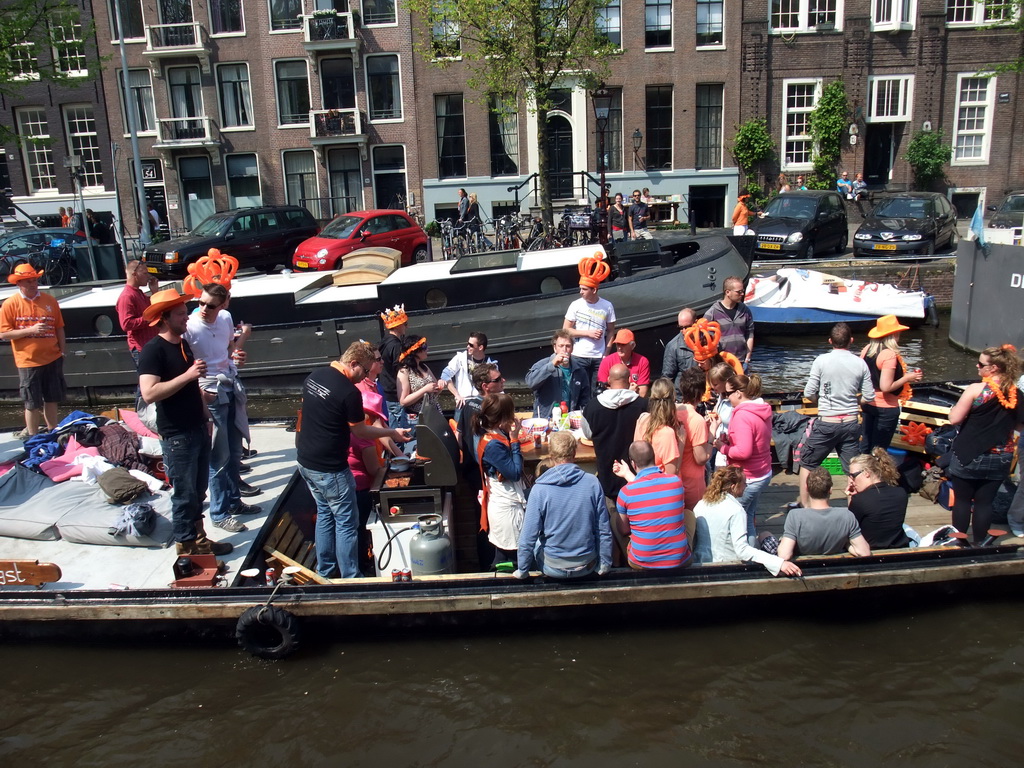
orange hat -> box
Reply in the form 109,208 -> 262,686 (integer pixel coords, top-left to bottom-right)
612,329 -> 635,344
380,304 -> 408,329
684,318 -> 722,362
868,314 -> 910,339
142,288 -> 190,327
183,249 -> 239,298
578,251 -> 610,289
7,263 -> 45,284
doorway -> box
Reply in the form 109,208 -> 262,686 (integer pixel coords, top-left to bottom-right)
688,185 -> 727,229
178,155 -> 213,228
863,124 -> 903,187
546,115 -> 574,200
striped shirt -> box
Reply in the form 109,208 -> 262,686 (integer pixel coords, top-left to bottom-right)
616,466 -> 691,569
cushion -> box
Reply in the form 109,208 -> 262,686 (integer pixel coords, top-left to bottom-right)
0,463 -> 61,540
120,409 -> 160,439
39,435 -> 101,482
56,488 -> 173,548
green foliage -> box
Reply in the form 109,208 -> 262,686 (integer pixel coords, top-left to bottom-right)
425,220 -> 442,238
904,130 -> 952,190
808,80 -> 848,183
731,119 -> 775,202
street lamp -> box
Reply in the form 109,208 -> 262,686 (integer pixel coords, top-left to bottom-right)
591,84 -> 612,243
632,128 -> 644,171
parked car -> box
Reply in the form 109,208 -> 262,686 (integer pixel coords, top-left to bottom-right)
986,189 -> 1024,230
853,192 -> 958,257
291,209 -> 429,271
747,190 -> 848,259
142,206 -> 319,278
0,228 -> 88,281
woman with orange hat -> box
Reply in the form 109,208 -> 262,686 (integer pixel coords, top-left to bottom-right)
859,314 -> 923,451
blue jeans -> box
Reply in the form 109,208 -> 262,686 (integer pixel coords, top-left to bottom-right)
861,403 -> 900,452
574,356 -> 603,398
299,464 -> 359,579
207,388 -> 243,521
534,545 -> 596,579
162,426 -> 211,543
387,400 -> 409,430
738,472 -> 772,543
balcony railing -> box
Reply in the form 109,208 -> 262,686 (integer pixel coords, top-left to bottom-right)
302,12 -> 357,48
145,22 -> 208,53
310,108 -> 363,140
154,116 -> 220,147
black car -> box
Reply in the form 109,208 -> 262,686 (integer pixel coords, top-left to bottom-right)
852,192 -> 958,257
142,205 -> 319,278
747,190 -> 848,259
986,190 -> 1024,230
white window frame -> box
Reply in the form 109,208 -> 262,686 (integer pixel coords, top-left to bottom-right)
268,0 -> 303,33
226,153 -> 262,208
696,0 -> 725,49
50,15 -> 88,77
282,149 -> 320,207
872,0 -> 916,31
371,144 -> 407,209
109,0 -> 146,42
63,104 -> 104,189
946,0 -> 1015,26
598,0 -> 622,49
274,59 -> 311,128
209,0 -> 246,37
952,73 -> 995,166
867,75 -> 914,123
15,108 -> 58,194
770,0 -> 845,33
645,0 -> 674,50
8,43 -> 39,81
781,77 -> 822,171
217,62 -> 255,131
120,68 -> 157,136
362,0 -> 398,27
365,53 -> 404,123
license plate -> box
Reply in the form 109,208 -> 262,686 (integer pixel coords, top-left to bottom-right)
146,266 -> 158,274
296,260 -> 308,269
759,242 -> 781,250
873,243 -> 897,251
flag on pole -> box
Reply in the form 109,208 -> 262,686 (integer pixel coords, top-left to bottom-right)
970,205 -> 990,255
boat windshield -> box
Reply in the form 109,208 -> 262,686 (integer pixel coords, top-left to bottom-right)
190,213 -> 234,237
998,195 -> 1024,213
763,197 -> 816,219
874,198 -> 930,218
319,215 -> 363,239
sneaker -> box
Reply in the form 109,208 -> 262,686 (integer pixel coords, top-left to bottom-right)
238,479 -> 261,497
212,516 -> 247,532
238,462 -> 252,474
786,501 -> 802,510
230,502 -> 262,516
13,426 -> 43,441
242,447 -> 258,459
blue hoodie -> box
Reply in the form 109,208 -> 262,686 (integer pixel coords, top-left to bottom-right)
518,463 -> 612,571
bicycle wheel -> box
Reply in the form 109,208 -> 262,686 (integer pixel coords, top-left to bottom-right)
45,257 -> 69,286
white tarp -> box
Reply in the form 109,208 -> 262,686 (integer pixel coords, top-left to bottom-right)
745,268 -> 925,318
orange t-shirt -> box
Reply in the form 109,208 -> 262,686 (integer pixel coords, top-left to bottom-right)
677,404 -> 709,509
634,414 -> 682,474
866,348 -> 900,409
0,292 -> 64,368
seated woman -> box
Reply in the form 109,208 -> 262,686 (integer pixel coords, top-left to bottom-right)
845,449 -> 911,549
474,393 -> 526,568
693,466 -> 801,577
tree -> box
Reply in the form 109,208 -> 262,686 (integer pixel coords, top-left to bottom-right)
406,0 -> 619,228
807,79 -> 848,189
0,0 -> 98,143
731,119 -> 776,206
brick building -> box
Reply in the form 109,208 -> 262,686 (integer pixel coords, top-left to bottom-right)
739,0 -> 1024,216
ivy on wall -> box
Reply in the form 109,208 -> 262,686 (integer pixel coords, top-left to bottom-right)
731,118 -> 776,205
807,79 -> 849,189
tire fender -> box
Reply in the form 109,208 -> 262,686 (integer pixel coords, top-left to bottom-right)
235,605 -> 300,660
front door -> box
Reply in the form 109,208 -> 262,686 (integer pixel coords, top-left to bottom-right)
864,124 -> 894,187
178,155 -> 213,229
546,115 -> 574,200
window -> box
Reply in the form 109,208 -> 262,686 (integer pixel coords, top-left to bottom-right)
218,64 -> 253,128
488,95 -> 520,176
16,109 -> 57,193
696,84 -> 723,169
367,55 -> 402,121
269,0 -> 302,31
120,69 -> 156,133
432,8 -> 461,57
435,94 -> 466,179
947,0 -> 1012,25
328,148 -> 361,215
873,0 -> 915,30
168,66 -> 203,137
953,74 -> 994,164
782,79 -> 821,169
867,75 -> 914,122
363,0 -> 397,25
373,145 -> 407,209
598,0 -> 622,47
63,105 -> 102,188
645,85 -> 673,169
646,0 -> 673,48
51,14 -> 87,76
593,88 -> 623,174
284,150 -> 318,207
8,43 -> 38,80
697,0 -> 724,46
322,58 -> 356,110
771,0 -> 844,32
227,154 -> 261,207
109,0 -> 144,40
210,0 -> 244,34
275,60 -> 310,125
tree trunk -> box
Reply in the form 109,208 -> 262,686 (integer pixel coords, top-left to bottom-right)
535,105 -> 554,230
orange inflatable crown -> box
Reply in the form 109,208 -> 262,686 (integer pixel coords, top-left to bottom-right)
684,318 -> 722,362
578,251 -> 611,289
380,304 -> 408,329
183,249 -> 239,298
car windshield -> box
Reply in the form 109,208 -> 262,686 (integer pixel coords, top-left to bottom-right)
320,215 -> 363,239
763,196 -> 816,219
998,195 -> 1024,213
190,214 -> 234,237
874,198 -> 929,218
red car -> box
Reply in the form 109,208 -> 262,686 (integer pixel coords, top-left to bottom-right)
291,209 -> 429,270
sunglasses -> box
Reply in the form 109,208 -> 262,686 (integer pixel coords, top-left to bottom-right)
486,375 -> 504,383
976,361 -> 990,367
725,389 -> 739,396
849,469 -> 865,480
197,300 -> 222,310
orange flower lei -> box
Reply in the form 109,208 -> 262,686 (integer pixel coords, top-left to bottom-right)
894,352 -> 913,403
982,376 -> 1018,409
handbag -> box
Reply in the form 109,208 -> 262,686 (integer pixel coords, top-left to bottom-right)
924,424 -> 958,465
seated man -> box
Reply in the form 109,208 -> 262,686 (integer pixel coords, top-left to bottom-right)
836,171 -> 854,199
597,329 -> 650,397
525,329 -> 591,417
852,172 -> 868,200
515,431 -> 612,579
614,440 -> 691,570
778,467 -> 871,560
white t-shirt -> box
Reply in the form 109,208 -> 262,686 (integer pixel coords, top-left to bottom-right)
564,296 -> 616,359
184,308 -> 235,388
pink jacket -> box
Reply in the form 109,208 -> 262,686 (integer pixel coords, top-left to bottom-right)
720,400 -> 773,479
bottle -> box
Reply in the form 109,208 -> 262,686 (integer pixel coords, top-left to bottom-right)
550,405 -> 561,432
560,401 -> 568,415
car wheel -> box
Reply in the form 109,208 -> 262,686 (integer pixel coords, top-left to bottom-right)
834,231 -> 848,254
413,246 -> 428,264
922,240 -> 935,257
948,227 -> 959,251
803,241 -> 815,260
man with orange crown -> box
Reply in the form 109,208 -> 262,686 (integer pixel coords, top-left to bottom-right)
563,251 -> 616,394
685,318 -> 744,401
378,304 -> 409,431
0,263 -> 67,439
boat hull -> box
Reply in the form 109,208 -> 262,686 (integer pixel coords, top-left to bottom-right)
750,306 -> 925,335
